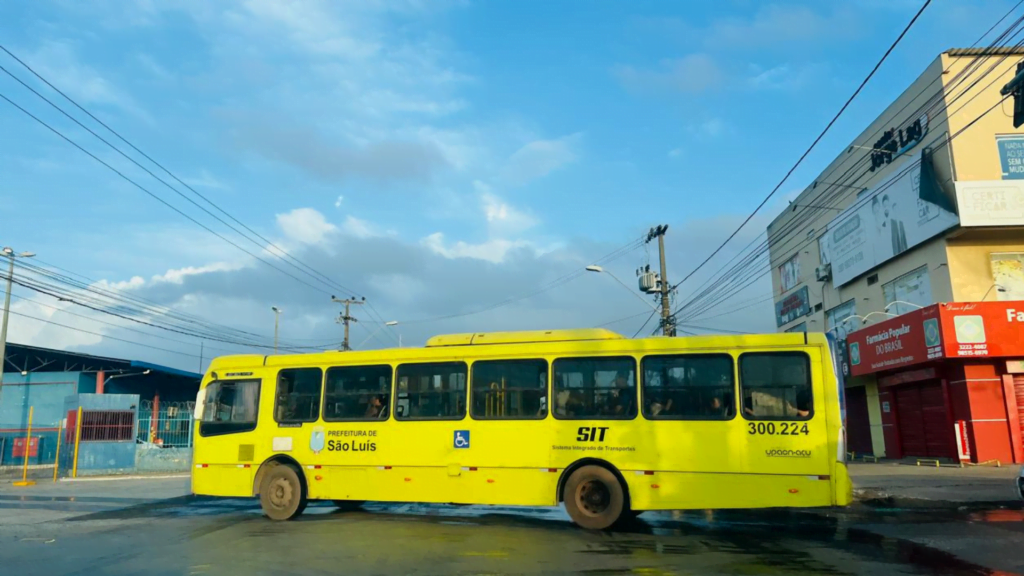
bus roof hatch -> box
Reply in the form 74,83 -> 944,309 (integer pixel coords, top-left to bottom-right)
425,328 -> 625,347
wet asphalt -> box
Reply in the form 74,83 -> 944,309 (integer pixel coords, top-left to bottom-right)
0,491 -> 1022,575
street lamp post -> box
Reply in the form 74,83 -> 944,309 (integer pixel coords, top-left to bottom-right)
271,306 -> 282,354
585,265 -> 660,312
0,247 -> 35,405
357,320 -> 400,349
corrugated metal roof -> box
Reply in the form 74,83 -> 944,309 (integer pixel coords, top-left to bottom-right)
946,47 -> 1024,56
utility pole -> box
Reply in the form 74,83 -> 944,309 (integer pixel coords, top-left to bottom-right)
0,247 -> 35,406
645,226 -> 675,337
331,296 -> 364,351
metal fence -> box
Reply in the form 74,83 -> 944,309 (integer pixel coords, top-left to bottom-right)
137,400 -> 195,448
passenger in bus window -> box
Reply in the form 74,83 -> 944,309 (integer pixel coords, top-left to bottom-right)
607,372 -> 634,416
364,394 -> 387,419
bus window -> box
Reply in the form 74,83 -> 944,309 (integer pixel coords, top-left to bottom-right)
552,357 -> 637,419
199,379 -> 260,436
323,365 -> 392,421
470,359 -> 547,419
641,354 -> 734,420
739,353 -> 813,421
275,368 -> 323,424
394,362 -> 467,420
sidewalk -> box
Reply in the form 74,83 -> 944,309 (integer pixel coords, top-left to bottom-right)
0,474 -> 192,525
849,461 -> 1023,506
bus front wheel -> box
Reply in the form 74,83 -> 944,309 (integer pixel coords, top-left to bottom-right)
259,464 -> 307,521
563,465 -> 626,530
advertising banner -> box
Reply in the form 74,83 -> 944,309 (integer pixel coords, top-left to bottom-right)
847,301 -> 1024,375
847,305 -> 943,377
819,153 -> 959,286
954,180 -> 1024,227
775,286 -> 810,327
939,301 -> 1024,359
997,135 -> 1024,179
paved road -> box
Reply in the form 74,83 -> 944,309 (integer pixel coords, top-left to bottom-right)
1,478 -> 1022,575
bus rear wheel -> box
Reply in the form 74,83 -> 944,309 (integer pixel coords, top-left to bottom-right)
333,500 -> 365,511
563,465 -> 626,530
259,464 -> 307,521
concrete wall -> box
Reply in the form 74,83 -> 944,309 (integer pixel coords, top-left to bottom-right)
946,229 -> 1024,301
136,447 -> 192,472
61,393 -> 139,476
0,372 -> 80,466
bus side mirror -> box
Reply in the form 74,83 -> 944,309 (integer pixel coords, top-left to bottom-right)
194,388 -> 207,421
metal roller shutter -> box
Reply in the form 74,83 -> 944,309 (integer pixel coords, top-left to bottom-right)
895,382 -> 952,459
845,386 -> 873,455
1015,375 -> 1024,453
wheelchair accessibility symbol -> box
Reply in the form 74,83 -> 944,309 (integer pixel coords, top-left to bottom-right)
454,430 -> 470,449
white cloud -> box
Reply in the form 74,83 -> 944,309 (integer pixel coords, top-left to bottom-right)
151,262 -> 242,285
340,215 -> 379,239
502,133 -> 581,186
688,118 -> 729,138
705,5 -> 856,48
25,40 -> 152,121
668,148 -> 683,158
334,195 -> 344,208
613,54 -> 723,94
421,232 -> 536,264
477,184 -> 538,237
276,208 -> 338,245
182,170 -> 229,190
748,63 -> 823,91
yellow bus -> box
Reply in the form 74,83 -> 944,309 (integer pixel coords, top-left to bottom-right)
191,329 -> 852,529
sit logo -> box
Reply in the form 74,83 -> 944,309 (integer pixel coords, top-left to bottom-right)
454,430 -> 470,449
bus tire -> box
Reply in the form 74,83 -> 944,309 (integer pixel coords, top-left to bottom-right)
333,500 -> 365,511
563,465 -> 626,530
259,463 -> 306,521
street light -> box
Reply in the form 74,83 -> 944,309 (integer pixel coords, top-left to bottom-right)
883,301 -> 923,314
585,265 -> 658,311
358,320 -> 401,349
0,247 -> 35,406
271,306 -> 282,354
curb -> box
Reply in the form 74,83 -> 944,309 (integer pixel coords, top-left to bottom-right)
60,474 -> 189,482
854,489 -> 1023,510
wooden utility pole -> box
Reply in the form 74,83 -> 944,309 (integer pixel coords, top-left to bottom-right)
646,225 -> 675,337
331,296 -> 365,351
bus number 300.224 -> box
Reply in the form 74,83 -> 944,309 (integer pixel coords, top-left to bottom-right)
747,422 -> 809,436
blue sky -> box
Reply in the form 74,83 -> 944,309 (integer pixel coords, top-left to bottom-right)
0,0 -> 1015,369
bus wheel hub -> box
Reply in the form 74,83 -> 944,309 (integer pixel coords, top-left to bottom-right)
269,478 -> 292,508
578,480 -> 609,514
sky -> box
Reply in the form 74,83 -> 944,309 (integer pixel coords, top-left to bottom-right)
0,0 -> 1017,372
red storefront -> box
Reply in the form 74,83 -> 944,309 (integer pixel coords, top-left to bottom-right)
846,301 -> 1024,464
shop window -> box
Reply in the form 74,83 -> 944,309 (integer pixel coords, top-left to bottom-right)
882,265 -> 932,315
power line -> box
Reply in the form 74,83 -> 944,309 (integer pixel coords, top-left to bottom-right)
668,0 -> 933,295
0,44 -> 364,300
673,16 -> 1024,321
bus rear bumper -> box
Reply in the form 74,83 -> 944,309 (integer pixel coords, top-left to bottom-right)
833,462 -> 853,506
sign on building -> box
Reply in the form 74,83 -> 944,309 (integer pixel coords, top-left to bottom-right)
846,301 -> 1024,376
954,180 -> 1024,226
997,135 -> 1024,179
819,152 -> 959,286
775,285 -> 810,328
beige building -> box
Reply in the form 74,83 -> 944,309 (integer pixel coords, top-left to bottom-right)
766,48 -> 1024,463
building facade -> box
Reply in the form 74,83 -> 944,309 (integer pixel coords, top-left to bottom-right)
0,343 -> 200,473
767,48 -> 1024,464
